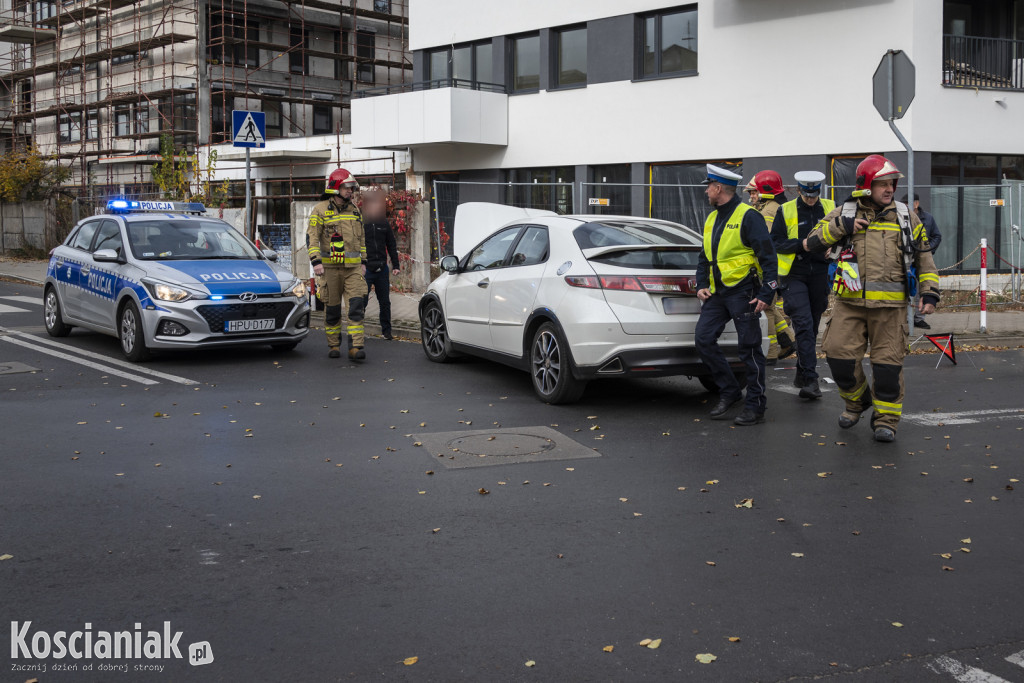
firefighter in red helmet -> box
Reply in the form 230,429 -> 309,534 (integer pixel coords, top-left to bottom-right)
803,155 -> 940,442
747,170 -> 796,366
307,168 -> 368,360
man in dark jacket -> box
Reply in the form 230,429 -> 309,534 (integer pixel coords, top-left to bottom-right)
903,194 -> 942,329
361,190 -> 401,339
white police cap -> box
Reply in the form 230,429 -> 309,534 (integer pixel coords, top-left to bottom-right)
794,171 -> 826,195
703,164 -> 743,186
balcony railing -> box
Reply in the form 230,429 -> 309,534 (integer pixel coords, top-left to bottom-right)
353,78 -> 506,99
943,34 -> 1024,91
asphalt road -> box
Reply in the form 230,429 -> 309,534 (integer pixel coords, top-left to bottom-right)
2,279 -> 1023,683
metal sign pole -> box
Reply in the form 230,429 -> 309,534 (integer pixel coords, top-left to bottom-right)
432,179 -> 440,261
885,50 -> 915,333
245,147 -> 252,241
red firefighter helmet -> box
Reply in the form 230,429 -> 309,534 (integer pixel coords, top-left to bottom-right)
325,168 -> 359,194
753,170 -> 784,199
854,154 -> 903,196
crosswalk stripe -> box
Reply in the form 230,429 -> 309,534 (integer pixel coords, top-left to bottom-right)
0,335 -> 159,385
7,330 -> 199,386
0,295 -> 42,305
0,303 -> 30,314
1006,650 -> 1024,668
927,655 -> 1012,682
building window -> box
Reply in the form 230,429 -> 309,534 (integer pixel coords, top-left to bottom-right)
373,0 -> 390,12
211,94 -> 228,142
264,100 -> 282,138
17,80 -> 31,114
114,104 -> 134,137
86,110 -> 99,140
111,52 -> 139,66
356,29 -> 375,83
511,33 -> 540,92
290,26 -> 308,74
428,41 -> 494,87
554,26 -> 587,88
313,104 -> 333,134
59,113 -> 82,143
638,6 -> 697,79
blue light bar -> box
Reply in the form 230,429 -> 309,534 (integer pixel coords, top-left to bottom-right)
106,199 -> 206,214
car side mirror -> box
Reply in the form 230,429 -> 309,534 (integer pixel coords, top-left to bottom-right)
262,248 -> 279,262
440,255 -> 459,273
93,248 -> 120,263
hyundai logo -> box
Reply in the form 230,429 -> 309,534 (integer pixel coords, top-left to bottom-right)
239,292 -> 258,302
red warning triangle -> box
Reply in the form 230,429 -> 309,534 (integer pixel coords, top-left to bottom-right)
926,333 -> 956,365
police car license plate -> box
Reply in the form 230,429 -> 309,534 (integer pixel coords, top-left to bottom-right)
224,319 -> 275,332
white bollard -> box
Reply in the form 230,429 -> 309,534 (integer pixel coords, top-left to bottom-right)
980,238 -> 987,334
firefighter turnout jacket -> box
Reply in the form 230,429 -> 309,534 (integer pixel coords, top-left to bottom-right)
697,194 -> 779,301
774,198 -> 836,277
805,198 -> 940,307
307,197 -> 366,268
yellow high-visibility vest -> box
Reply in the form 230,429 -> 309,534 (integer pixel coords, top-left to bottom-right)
703,203 -> 759,293
777,198 -> 836,276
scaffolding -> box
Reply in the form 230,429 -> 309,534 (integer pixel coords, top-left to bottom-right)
0,0 -> 410,208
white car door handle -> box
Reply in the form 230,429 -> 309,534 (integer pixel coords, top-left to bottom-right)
477,278 -> 490,288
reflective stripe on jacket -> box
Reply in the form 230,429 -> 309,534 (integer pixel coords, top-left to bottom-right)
703,202 -> 760,294
806,199 -> 940,307
777,198 -> 835,276
307,198 -> 366,267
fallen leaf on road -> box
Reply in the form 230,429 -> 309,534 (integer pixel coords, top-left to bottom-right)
727,637 -> 741,643
478,488 -> 489,495
892,622 -> 903,628
497,481 -> 506,485
418,491 -> 426,495
524,660 -> 536,667
432,528 -> 440,533
695,653 -> 717,664
960,548 -> 971,553
603,645 -> 614,653
939,553 -> 952,559
587,415 -> 597,419
154,463 -> 161,467
633,512 -> 642,517
662,431 -> 670,436
777,518 -> 786,522
403,656 -> 418,666
942,565 -> 955,571
963,478 -> 974,483
852,531 -> 861,535
252,495 -> 261,499
590,425 -> 600,431
115,473 -> 124,477
706,479 -> 719,485
413,442 -> 422,447
426,470 -> 434,475
677,487 -> 686,491
0,554 -> 12,561
565,467 -> 575,472
817,472 -> 832,478
638,639 -> 652,646
961,538 -> 971,544
77,421 -> 87,425
735,498 -> 753,508
619,497 -> 628,502
400,409 -> 409,413
647,638 -> 661,649
705,561 -> 716,566
791,553 -> 804,558
543,483 -> 552,487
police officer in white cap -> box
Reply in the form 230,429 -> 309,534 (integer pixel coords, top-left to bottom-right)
771,171 -> 836,399
696,164 -> 779,426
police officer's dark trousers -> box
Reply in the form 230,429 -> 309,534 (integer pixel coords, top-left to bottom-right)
695,287 -> 767,413
782,271 -> 829,381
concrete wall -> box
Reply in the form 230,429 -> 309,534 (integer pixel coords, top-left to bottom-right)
0,201 -> 54,253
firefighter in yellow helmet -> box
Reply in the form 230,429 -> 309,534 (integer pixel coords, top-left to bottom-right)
803,155 -> 940,442
307,168 -> 368,360
747,170 -> 796,366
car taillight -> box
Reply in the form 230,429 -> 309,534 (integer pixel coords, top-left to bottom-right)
636,276 -> 698,295
564,275 -> 601,289
599,275 -> 644,291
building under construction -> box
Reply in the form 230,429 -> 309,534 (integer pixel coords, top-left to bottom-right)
0,0 -> 411,215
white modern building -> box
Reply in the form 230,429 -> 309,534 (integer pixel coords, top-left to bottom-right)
353,0 -> 1024,274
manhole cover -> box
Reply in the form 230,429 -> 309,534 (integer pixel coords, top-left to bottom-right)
0,361 -> 40,375
412,426 -> 600,469
447,433 -> 555,457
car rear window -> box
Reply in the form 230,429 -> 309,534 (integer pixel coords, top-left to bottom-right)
574,220 -> 701,269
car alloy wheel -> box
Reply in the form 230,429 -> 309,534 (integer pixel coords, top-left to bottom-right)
118,301 -> 151,362
44,288 -> 71,337
530,322 -> 585,404
420,302 -> 452,362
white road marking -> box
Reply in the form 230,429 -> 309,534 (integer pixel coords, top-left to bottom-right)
0,335 -> 159,385
902,408 -> 1024,426
0,303 -> 30,314
927,655 -> 1012,682
0,295 -> 42,306
1006,650 -> 1024,668
6,330 -> 200,385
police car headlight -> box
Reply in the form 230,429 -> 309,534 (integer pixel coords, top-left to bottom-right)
290,280 -> 307,300
151,283 -> 192,302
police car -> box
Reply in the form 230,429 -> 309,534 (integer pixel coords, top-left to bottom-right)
44,200 -> 310,361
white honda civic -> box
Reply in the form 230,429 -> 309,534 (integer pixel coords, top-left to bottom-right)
419,203 -> 764,403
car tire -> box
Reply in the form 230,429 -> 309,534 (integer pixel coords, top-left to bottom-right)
44,287 -> 72,337
530,322 -> 586,404
420,300 -> 455,363
118,300 -> 151,362
271,342 -> 299,352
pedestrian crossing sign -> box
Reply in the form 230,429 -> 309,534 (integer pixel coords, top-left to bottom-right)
232,110 -> 266,148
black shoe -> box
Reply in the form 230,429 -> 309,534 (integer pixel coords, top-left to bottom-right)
328,348 -> 341,358
382,332 -> 393,340
792,370 -> 804,388
709,395 -> 741,419
914,319 -> 930,329
873,426 -> 896,442
838,411 -> 862,429
799,378 -> 822,400
348,347 -> 365,361
734,408 -> 766,426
